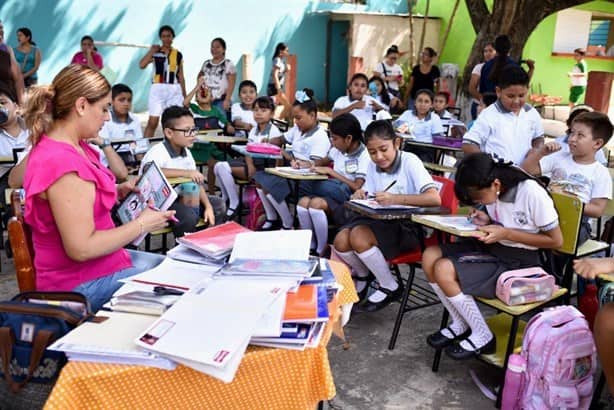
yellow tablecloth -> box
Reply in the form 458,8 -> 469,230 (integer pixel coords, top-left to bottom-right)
44,260 -> 357,410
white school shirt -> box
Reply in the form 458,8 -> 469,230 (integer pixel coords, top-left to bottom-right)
363,151 -> 437,196
328,143 -> 370,181
139,140 -> 196,174
485,179 -> 559,250
0,124 -> 29,177
231,103 -> 256,128
247,123 -> 282,143
554,134 -> 608,166
332,95 -> 380,131
395,110 -> 445,143
376,61 -> 403,91
463,101 -> 544,165
99,111 -> 144,153
539,151 -> 612,204
284,125 -> 330,162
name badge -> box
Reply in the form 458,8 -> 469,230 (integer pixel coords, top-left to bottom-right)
345,159 -> 358,174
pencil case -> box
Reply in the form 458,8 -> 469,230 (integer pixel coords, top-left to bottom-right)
246,142 -> 281,155
432,135 -> 462,148
495,267 -> 556,306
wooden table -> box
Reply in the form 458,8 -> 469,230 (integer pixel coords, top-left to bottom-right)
167,177 -> 193,185
44,261 -> 358,410
411,214 -> 485,237
599,273 -> 614,282
344,200 -> 449,220
197,135 -> 247,144
197,128 -> 224,137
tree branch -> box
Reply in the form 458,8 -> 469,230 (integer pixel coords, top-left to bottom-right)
465,0 -> 490,33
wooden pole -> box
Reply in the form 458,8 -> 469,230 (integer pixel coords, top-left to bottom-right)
418,0 -> 430,54
407,0 -> 415,67
438,0 -> 460,56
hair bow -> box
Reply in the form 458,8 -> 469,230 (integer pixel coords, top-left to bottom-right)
295,90 -> 310,103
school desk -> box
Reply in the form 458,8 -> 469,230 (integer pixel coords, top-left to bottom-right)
599,273 -> 614,282
166,177 -> 193,185
265,167 -> 328,181
196,135 -> 248,144
197,128 -> 223,137
0,155 -> 14,165
43,260 -> 358,410
411,214 -> 486,238
344,200 -> 450,220
108,137 -> 136,151
231,144 -> 283,160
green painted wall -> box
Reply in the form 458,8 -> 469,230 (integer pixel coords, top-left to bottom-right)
414,0 -> 614,103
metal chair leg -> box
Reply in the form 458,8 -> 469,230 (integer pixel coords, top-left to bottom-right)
388,265 -> 416,350
431,309 -> 449,372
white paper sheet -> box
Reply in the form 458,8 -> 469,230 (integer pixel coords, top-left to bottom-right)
120,258 -> 219,290
229,230 -> 312,262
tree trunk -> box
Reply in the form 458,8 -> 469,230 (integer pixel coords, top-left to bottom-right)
439,0 -> 461,56
419,0 -> 430,55
462,0 -> 593,93
408,0 -> 416,67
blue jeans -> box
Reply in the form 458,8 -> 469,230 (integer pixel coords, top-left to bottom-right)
73,249 -> 165,312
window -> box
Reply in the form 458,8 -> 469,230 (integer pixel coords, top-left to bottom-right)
553,9 -> 613,57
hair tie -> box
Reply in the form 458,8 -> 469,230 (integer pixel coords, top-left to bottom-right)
295,90 -> 310,103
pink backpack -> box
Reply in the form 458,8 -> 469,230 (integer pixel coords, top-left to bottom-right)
242,186 -> 265,230
246,142 -> 281,155
505,305 -> 596,409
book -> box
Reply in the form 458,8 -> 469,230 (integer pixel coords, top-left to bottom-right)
167,243 -> 227,266
220,258 -> 318,279
283,284 -> 329,323
177,221 -> 251,258
274,166 -> 319,176
116,161 -> 177,245
109,291 -> 180,316
350,198 -> 418,211
120,258 -> 219,291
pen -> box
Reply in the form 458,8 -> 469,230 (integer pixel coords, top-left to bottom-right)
148,204 -> 180,223
467,204 -> 487,222
367,180 -> 397,199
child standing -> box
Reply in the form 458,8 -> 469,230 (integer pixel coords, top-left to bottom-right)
422,153 -> 562,358
463,65 -> 544,165
140,106 -> 223,236
254,89 -> 331,230
297,113 -> 369,256
333,120 -> 441,312
333,73 -> 387,131
394,89 -> 445,162
231,80 -> 258,136
568,48 -> 588,107
214,96 -> 282,219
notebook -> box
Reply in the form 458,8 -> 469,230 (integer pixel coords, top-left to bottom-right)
275,166 -> 319,176
350,199 -> 418,210
419,215 -> 479,231
177,221 -> 251,258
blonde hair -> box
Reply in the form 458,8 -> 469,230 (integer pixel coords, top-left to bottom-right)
24,64 -> 111,145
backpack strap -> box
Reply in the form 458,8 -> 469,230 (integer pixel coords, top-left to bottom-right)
0,327 -> 54,393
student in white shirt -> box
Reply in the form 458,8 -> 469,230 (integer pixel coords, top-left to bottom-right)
140,106 -> 221,236
554,105 -> 608,166
230,80 -> 258,137
254,89 -> 330,230
422,153 -> 562,359
297,113 -> 370,256
214,96 -> 282,219
333,120 -> 440,311
0,85 -> 28,181
332,73 -> 387,131
433,91 -> 454,120
522,111 -> 613,242
463,65 -> 544,165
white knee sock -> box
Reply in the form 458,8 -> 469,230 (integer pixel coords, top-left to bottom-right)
334,248 -> 370,294
448,293 -> 493,350
266,193 -> 293,229
214,162 -> 239,213
357,247 -> 398,303
257,189 -> 277,228
308,208 -> 328,254
296,206 -> 316,249
429,283 -> 468,339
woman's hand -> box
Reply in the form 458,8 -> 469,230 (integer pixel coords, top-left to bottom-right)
117,179 -> 139,201
467,207 -> 490,226
573,258 -> 614,280
478,225 -> 509,244
351,189 -> 367,200
203,206 -> 215,226
136,207 -> 174,233
312,166 -> 331,175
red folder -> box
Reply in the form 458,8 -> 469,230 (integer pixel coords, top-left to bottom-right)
177,222 -> 251,257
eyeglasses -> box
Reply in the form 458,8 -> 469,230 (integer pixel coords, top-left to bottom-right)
169,127 -> 199,136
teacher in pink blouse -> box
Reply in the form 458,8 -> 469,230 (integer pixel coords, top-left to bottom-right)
22,64 -> 172,311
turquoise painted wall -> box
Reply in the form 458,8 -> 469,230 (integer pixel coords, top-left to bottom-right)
1,0 -> 407,111
414,0 -> 614,103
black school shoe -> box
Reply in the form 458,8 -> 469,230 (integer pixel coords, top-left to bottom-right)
426,327 -> 472,349
358,282 -> 404,313
352,273 -> 375,302
444,336 -> 496,360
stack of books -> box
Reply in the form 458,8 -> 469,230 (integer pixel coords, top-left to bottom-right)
177,221 -> 250,260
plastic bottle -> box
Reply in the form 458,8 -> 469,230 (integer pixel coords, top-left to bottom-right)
578,282 -> 599,331
501,354 -> 526,410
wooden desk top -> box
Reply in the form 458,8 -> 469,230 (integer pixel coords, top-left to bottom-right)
197,128 -> 223,136
231,144 -> 283,160
265,167 -> 328,181
344,201 -> 450,220
167,177 -> 193,185
401,138 -> 463,152
411,214 -> 485,237
0,156 -> 15,164
599,273 -> 614,282
197,135 -> 248,144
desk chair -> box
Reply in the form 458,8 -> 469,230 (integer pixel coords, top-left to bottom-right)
7,190 -> 36,292
448,107 -> 461,119
388,176 -> 458,349
272,119 -> 289,133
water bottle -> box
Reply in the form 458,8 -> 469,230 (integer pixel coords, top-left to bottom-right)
501,354 -> 526,410
578,282 -> 599,330
178,182 -> 200,217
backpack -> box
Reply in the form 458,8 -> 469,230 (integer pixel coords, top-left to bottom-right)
514,305 -> 596,409
0,292 -> 93,393
242,186 -> 265,230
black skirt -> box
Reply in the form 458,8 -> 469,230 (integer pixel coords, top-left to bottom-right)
440,240 -> 541,298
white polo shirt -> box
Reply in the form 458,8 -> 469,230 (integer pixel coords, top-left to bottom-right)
328,143 -> 370,181
231,103 -> 256,127
139,140 -> 196,174
247,123 -> 282,143
99,111 -> 143,153
395,110 -> 445,143
0,124 -> 29,177
555,134 -> 608,166
332,95 -> 381,131
539,151 -> 612,204
363,151 -> 437,196
285,125 -> 330,161
485,179 -> 559,250
463,101 -> 544,165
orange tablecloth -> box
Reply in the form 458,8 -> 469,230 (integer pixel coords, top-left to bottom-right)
44,260 -> 357,410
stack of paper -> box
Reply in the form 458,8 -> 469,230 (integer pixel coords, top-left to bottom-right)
177,221 -> 251,259
167,243 -> 227,266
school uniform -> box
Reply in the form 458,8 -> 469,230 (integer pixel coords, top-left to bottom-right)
0,122 -> 29,178
231,102 -> 257,138
463,101 -> 544,165
554,134 -> 608,166
99,110 -> 145,161
228,123 -> 282,169
343,151 -> 437,259
395,110 -> 445,162
332,96 -> 379,131
253,125 -> 330,202
440,179 -> 559,298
